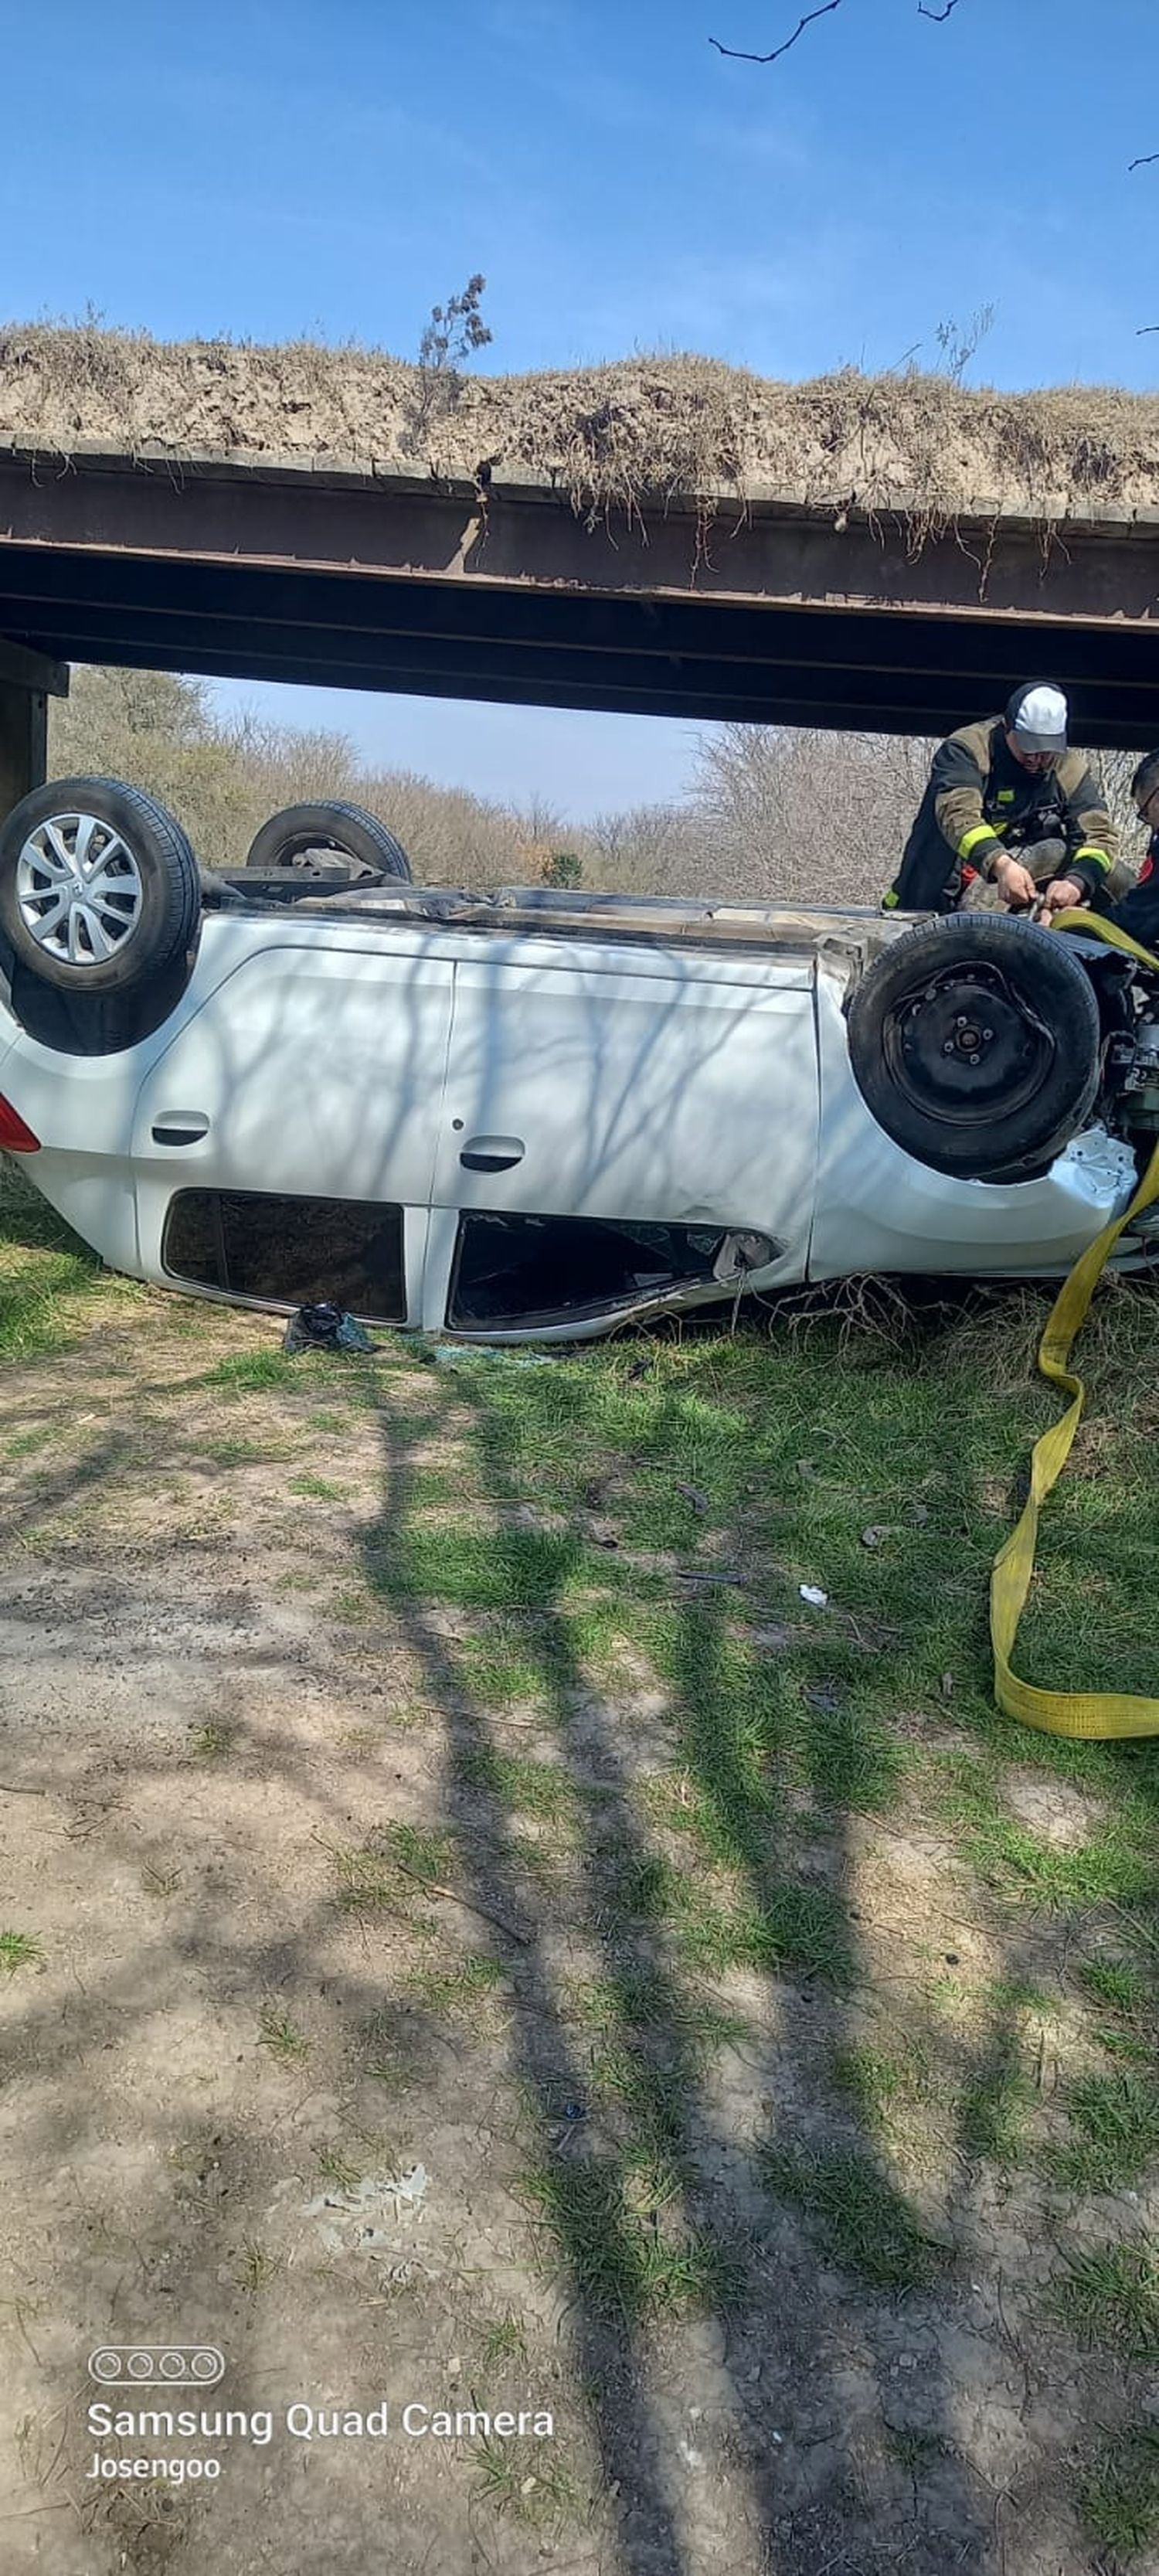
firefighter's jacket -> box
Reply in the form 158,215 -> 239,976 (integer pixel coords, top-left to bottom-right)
1113,828 -> 1159,949
885,719 -> 1118,913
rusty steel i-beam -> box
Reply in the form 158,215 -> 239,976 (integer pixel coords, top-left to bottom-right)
0,440 -> 1157,742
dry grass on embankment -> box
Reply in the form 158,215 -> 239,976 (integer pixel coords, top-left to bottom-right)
2,321 -> 1158,532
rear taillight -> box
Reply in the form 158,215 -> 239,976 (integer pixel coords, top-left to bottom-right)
0,1097 -> 40,1152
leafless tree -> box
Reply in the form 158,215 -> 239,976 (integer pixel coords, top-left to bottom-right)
587,801 -> 705,894
1099,747 -> 1149,849
686,723 -> 933,903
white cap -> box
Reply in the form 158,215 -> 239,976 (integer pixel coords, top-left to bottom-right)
1006,682 -> 1068,753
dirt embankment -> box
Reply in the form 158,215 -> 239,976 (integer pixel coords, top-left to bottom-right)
2,322 -> 1159,526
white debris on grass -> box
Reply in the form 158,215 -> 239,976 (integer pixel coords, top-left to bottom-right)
298,2163 -> 430,2258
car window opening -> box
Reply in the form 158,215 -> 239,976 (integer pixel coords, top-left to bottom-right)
162,1190 -> 406,1321
447,1211 -> 729,1328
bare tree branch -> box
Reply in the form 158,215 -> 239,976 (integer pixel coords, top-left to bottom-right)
709,1 -> 845,64
711,0 -> 973,56
709,2 -> 1159,200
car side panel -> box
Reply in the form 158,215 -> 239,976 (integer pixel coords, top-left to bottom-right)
0,916 -> 458,1307
131,941 -> 455,1317
0,1003 -> 150,1274
430,953 -> 819,1243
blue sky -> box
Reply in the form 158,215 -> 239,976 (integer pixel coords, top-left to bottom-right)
3,0 -> 1157,818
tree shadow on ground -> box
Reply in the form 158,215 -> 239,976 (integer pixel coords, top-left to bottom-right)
355,1355 -> 1008,2576
1,1257 -> 1155,2572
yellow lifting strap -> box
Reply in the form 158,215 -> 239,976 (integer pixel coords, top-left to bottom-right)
991,909 -> 1159,1739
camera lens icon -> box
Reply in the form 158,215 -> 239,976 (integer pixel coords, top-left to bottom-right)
87,2343 -> 224,2387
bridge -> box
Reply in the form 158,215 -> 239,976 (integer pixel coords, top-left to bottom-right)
1,434 -> 1158,812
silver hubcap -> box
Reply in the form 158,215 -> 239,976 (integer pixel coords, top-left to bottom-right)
15,812 -> 144,968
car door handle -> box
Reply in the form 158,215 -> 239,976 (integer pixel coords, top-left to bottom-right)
458,1135 -> 525,1173
151,1114 -> 210,1146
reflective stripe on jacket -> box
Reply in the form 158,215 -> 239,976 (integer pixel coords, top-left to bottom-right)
885,718 -> 1118,913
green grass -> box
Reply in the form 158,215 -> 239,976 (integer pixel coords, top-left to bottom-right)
257,2006 -> 310,2063
188,1721 -> 234,1763
760,2143 -> 945,2292
454,1745 -> 577,1823
1048,2238 -> 1159,2358
650,1625 -> 911,1843
0,1930 -> 42,1975
1049,2074 -> 1159,2193
406,1952 -> 505,2013
668,1874 -> 851,1988
457,1625 -> 552,1709
0,1167 -> 109,1359
315,2142 -> 365,2193
573,1966 -> 748,2058
359,2008 -> 409,2088
581,2040 -> 685,2149
478,2312 -> 529,2370
988,1976 -> 1055,2016
201,1349 -> 297,1392
382,1822 -> 456,1883
236,2241 -> 280,2294
2,1428 -> 54,1460
6,1164 -> 1159,2499
327,1823 -> 456,1922
523,2153 -> 742,2320
330,1843 -> 427,1921
1079,1957 -> 1154,2020
942,1768 -> 1157,1915
831,2042 -> 927,2122
1079,2428 -> 1159,2561
958,2050 -> 1034,2169
372,1526 -> 603,1612
471,2435 -> 580,2530
889,2428 -> 947,2479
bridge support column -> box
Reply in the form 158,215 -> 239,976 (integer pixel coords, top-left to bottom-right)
0,640 -> 70,825
0,680 -> 48,820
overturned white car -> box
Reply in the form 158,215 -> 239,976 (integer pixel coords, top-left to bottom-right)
0,778 -> 1156,1342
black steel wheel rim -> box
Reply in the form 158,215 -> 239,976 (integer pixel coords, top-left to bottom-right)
882,962 -> 1056,1129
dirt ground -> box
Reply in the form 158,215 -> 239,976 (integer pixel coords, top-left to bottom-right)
2,322 -> 1159,526
1,1257 -> 1157,2576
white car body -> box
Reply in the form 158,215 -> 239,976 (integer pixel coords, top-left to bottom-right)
0,886 -> 1149,1342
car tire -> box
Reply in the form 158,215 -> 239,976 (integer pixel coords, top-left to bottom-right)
0,776 -> 202,997
845,912 -> 1101,1181
243,801 -> 413,881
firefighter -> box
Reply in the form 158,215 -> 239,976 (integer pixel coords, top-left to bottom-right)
884,683 -> 1120,917
1109,748 -> 1159,951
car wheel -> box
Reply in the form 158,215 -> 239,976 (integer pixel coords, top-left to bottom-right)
845,913 -> 1101,1181
0,776 -> 201,997
243,801 -> 413,881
